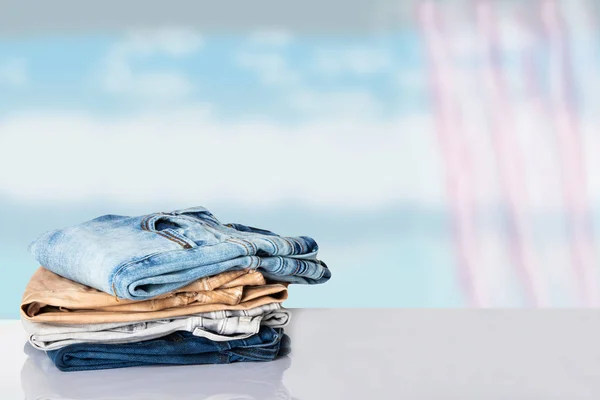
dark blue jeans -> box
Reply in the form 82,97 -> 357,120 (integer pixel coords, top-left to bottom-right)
46,326 -> 290,372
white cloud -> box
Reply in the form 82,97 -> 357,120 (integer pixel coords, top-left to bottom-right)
290,89 -> 384,118
312,48 -> 392,76
111,29 -> 203,58
102,28 -> 202,99
0,58 -> 28,87
236,52 -> 300,86
0,109 -> 444,208
104,69 -> 193,98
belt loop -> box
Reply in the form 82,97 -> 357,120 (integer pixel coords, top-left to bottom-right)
112,283 -> 120,302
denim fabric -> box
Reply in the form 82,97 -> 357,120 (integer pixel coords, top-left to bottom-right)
29,206 -> 330,300
24,306 -> 290,350
47,326 -> 290,371
22,342 -> 292,399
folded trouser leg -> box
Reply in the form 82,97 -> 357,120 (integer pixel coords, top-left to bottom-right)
24,309 -> 291,350
46,326 -> 288,372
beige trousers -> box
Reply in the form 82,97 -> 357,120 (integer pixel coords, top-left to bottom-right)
21,267 -> 287,324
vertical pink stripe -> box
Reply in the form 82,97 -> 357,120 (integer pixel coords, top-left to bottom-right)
474,0 -> 544,306
516,7 -> 583,305
540,0 -> 598,305
418,1 -> 483,307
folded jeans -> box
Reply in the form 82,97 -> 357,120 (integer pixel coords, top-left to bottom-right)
46,326 -> 291,372
23,304 -> 290,350
21,342 -> 292,400
29,206 -> 330,300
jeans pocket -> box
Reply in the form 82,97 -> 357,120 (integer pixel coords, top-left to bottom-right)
141,213 -> 220,248
225,223 -> 280,237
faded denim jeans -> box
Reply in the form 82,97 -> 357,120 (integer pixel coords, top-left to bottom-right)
29,206 -> 330,300
46,326 -> 290,371
23,303 -> 290,350
22,342 -> 292,399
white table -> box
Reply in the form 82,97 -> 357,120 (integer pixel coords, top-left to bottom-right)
2,309 -> 600,399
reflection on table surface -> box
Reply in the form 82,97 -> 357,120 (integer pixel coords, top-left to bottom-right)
21,343 -> 293,400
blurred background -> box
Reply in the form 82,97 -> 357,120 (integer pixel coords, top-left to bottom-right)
0,0 -> 599,316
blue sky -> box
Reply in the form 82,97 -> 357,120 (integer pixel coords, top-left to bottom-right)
1,5 -> 600,315
0,31 -> 426,119
0,29 -> 465,317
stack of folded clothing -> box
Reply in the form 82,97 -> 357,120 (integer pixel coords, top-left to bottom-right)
20,206 -> 330,372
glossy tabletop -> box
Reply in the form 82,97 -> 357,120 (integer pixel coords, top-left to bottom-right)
3,309 -> 600,399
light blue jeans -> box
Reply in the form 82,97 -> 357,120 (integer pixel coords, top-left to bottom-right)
30,206 -> 330,300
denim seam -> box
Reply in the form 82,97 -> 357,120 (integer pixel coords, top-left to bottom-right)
226,238 -> 251,255
170,209 -> 219,224
156,231 -> 192,249
316,261 -> 328,279
112,235 -> 240,291
109,243 -> 214,296
263,237 -> 279,254
291,259 -> 301,276
244,238 -> 257,254
140,214 -> 193,249
288,237 -> 302,253
176,214 -> 212,228
225,238 -> 247,253
109,250 -> 169,297
140,214 -> 151,230
281,237 -> 295,254
161,229 -> 196,249
273,257 -> 284,275
245,256 -> 252,270
295,237 -> 306,253
302,260 -> 309,276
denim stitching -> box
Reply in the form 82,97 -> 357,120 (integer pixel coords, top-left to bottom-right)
290,237 -> 301,253
232,238 -> 255,256
274,256 -> 284,274
109,247 -> 191,297
140,214 -> 192,249
140,215 -> 151,231
297,237 -> 306,253
162,229 -> 195,249
281,237 -> 295,254
317,262 -> 327,279
243,238 -> 257,255
231,237 -> 248,253
154,230 -> 191,249
290,259 -> 300,276
293,260 -> 302,276
254,256 -> 261,269
263,237 -> 279,254
226,238 -> 251,255
143,214 -> 161,231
